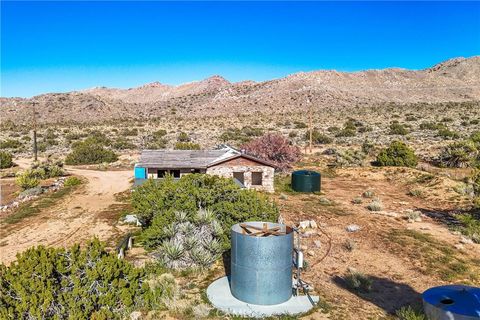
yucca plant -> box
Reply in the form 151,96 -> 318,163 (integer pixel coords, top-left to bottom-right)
155,208 -> 223,270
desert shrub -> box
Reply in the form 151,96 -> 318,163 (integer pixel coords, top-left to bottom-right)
343,271 -> 372,293
335,128 -> 356,137
15,171 -> 40,190
152,129 -> 167,138
436,128 -> 460,140
65,140 -> 118,165
470,131 -> 480,144
174,142 -> 201,150
343,239 -> 357,251
83,130 -> 111,146
0,151 -> 13,169
65,132 -> 86,143
288,131 -> 297,138
121,128 -> 139,136
389,123 -> 409,135
154,209 -> 223,270
64,176 -> 82,187
306,129 -> 333,144
327,126 -> 340,133
113,138 -> 136,150
241,133 -> 301,171
456,214 -> 480,243
395,306 -> 426,320
177,132 -> 190,142
220,126 -> 264,144
437,140 -> 478,168
352,197 -> 363,204
334,149 -> 366,167
367,199 -> 383,211
419,122 -> 446,131
145,134 -> 168,149
31,160 -> 65,178
376,141 -> 418,168
133,175 -> 279,249
361,140 -> 375,155
294,121 -> 307,129
362,190 -> 375,198
0,239 -> 151,319
0,139 -> 23,150
471,119 -> 480,125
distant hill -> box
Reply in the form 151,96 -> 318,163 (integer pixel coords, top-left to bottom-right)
2,56 -> 479,124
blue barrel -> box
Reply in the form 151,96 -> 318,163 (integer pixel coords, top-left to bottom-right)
134,166 -> 146,179
230,222 -> 293,305
423,285 -> 480,320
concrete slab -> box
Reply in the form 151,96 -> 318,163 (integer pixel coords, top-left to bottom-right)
207,276 -> 318,317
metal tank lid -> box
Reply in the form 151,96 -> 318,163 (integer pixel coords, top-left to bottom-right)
423,285 -> 480,317
292,170 -> 320,176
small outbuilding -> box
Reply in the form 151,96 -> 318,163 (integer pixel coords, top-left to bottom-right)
134,146 -> 275,192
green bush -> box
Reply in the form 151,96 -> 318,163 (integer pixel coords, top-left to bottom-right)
389,123 -> 409,136
376,141 -> 418,167
0,239 -> 151,319
133,174 -> 279,249
437,128 -> 460,140
419,122 -> 446,131
438,140 -> 478,168
31,160 -> 65,178
0,151 -> 13,169
306,129 -> 333,144
343,271 -> 372,293
65,140 -> 118,165
15,171 -> 40,190
174,142 -> 201,150
335,128 -> 356,137
64,176 -> 82,187
395,306 -> 426,320
0,139 -> 23,150
177,132 -> 190,142
113,138 -> 136,150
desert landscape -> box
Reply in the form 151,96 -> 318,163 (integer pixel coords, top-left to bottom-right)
1,55 -> 479,319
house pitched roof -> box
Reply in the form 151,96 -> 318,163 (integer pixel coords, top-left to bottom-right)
136,147 -> 275,169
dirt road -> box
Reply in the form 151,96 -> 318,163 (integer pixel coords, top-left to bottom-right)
0,167 -> 133,265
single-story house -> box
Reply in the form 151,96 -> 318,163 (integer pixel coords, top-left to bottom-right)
134,146 -> 275,192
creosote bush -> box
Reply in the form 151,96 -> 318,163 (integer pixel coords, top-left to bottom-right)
376,141 -> 418,168
0,151 -> 13,169
65,139 -> 118,165
0,239 -> 152,319
134,174 -> 279,250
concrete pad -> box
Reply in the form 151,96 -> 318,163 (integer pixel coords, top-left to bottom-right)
207,276 -> 318,317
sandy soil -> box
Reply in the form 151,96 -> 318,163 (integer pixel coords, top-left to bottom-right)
277,167 -> 480,318
0,167 -> 133,265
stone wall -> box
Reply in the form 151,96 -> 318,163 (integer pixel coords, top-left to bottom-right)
207,165 -> 275,193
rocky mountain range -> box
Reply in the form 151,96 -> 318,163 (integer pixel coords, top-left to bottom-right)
2,56 -> 479,125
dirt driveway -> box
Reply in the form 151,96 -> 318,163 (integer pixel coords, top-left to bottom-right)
0,167 -> 133,265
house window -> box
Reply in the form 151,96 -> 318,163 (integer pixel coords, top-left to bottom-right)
157,170 -> 167,178
171,170 -> 181,178
233,172 -> 245,185
252,172 -> 263,186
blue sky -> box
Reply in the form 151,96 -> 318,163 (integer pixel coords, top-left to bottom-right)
1,1 -> 479,98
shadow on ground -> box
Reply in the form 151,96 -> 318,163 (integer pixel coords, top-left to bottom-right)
333,275 -> 423,314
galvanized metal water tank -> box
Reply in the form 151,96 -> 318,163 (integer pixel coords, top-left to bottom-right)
291,170 -> 321,192
423,285 -> 480,320
230,222 -> 294,305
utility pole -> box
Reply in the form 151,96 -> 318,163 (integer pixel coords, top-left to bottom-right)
32,101 -> 38,161
307,95 -> 313,154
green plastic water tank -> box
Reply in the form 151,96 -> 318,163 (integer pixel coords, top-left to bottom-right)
291,170 -> 321,192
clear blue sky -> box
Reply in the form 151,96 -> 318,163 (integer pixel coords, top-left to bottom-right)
1,1 -> 479,98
